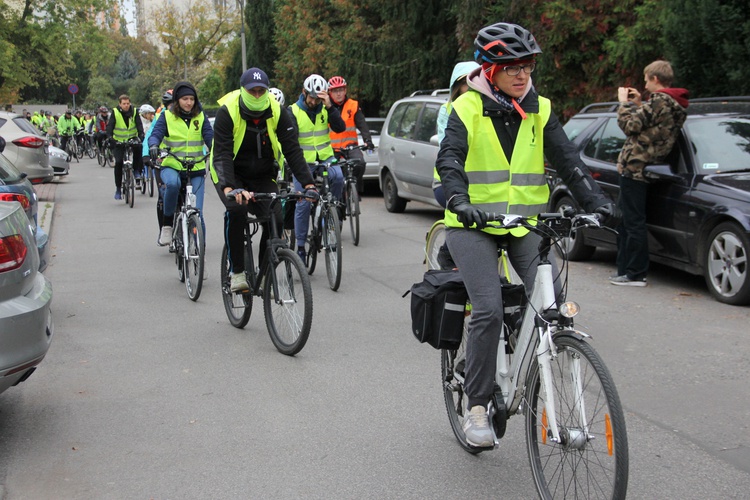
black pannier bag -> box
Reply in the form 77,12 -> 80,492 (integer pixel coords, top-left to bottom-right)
407,269 -> 468,350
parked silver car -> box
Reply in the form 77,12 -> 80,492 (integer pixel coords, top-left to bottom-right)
49,145 -> 70,176
378,91 -> 447,212
0,111 -> 54,184
361,117 -> 384,182
0,201 -> 53,395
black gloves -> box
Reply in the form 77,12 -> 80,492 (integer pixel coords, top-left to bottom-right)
149,145 -> 159,161
365,140 -> 375,151
448,194 -> 486,229
304,187 -> 320,202
594,202 -> 621,228
143,157 -> 152,167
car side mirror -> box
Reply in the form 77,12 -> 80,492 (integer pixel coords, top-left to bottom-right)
430,134 -> 440,146
643,164 -> 679,181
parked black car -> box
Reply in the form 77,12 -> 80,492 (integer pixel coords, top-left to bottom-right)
546,97 -> 750,305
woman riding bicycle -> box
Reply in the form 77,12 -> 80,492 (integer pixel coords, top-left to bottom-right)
148,81 -> 213,247
209,68 -> 318,292
435,22 -> 618,448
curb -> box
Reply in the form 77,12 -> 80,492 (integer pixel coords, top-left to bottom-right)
39,200 -> 54,235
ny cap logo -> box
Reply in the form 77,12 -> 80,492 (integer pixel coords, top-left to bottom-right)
253,72 -> 262,80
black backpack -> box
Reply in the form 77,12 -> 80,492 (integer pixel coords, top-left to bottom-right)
406,270 -> 468,350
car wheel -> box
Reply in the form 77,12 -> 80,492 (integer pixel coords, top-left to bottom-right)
704,222 -> 750,305
553,196 -> 596,261
383,170 -> 407,213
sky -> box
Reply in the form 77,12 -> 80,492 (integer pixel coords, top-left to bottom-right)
121,0 -> 137,37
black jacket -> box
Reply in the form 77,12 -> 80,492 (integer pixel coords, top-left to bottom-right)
437,86 -> 610,213
212,97 -> 314,190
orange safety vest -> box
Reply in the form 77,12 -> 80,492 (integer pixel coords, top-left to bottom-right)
329,99 -> 359,150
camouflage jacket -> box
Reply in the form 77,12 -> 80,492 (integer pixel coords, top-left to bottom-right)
616,89 -> 688,181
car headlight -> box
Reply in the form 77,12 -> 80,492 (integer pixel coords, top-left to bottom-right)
50,151 -> 67,160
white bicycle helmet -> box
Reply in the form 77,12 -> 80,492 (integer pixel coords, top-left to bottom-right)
303,74 -> 328,97
139,104 -> 155,115
269,87 -> 285,106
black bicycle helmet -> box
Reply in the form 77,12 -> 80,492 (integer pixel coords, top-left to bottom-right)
474,23 -> 542,64
161,89 -> 174,106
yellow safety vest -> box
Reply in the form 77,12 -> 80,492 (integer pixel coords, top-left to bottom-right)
329,99 -> 359,149
161,112 -> 206,171
444,92 -> 551,236
112,108 -> 137,143
209,89 -> 282,184
290,104 -> 334,162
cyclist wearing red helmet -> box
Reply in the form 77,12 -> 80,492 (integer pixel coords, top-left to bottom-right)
327,75 -> 373,196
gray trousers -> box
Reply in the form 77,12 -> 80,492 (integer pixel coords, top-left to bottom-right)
445,227 -> 561,408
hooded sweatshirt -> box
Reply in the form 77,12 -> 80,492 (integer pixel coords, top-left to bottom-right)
616,87 -> 689,180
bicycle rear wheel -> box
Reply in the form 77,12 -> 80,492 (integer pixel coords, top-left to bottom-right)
86,140 -> 96,159
263,248 -> 313,356
76,139 -> 85,159
127,169 -> 135,208
147,168 -> 154,197
323,205 -> 342,291
346,181 -> 360,246
221,244 -> 253,328
97,147 -> 105,166
525,334 -> 629,500
425,220 -> 446,271
184,213 -> 204,301
304,208 -> 318,275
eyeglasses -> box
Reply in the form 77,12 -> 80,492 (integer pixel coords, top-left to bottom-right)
502,63 -> 536,76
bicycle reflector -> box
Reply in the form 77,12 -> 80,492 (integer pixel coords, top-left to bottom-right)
559,301 -> 580,318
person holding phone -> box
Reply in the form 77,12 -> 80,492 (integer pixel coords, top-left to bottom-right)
611,60 -> 689,287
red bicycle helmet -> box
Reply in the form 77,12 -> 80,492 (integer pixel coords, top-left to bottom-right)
328,76 -> 347,89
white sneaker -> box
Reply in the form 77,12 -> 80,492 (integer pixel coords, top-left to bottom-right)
463,405 -> 494,447
158,226 -> 172,246
230,272 -> 249,292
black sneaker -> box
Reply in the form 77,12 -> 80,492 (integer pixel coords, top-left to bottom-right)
609,275 -> 647,287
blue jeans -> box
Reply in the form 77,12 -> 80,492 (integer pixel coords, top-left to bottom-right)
293,160 -> 343,247
160,167 -> 206,231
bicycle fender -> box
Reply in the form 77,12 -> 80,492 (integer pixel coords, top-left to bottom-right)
552,328 -> 591,342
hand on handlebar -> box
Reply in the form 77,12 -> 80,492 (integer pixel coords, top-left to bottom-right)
303,187 -> 320,202
365,140 -> 375,151
149,145 -> 159,161
225,188 -> 254,204
593,202 -> 621,228
448,194 -> 487,229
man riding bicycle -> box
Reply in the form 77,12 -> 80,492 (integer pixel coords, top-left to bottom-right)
106,95 -> 145,200
327,75 -> 374,196
57,109 -> 81,154
289,74 -> 346,261
436,22 -> 619,448
94,106 -> 109,152
210,68 -> 317,292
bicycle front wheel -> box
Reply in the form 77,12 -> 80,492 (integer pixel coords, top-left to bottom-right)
304,208 -> 318,275
263,248 -> 313,356
184,213 -> 204,301
425,220 -> 446,270
346,182 -> 360,246
127,169 -> 135,208
525,335 -> 629,500
147,169 -> 154,197
221,244 -> 253,328
97,147 -> 105,166
323,205 -> 342,291
86,140 -> 96,159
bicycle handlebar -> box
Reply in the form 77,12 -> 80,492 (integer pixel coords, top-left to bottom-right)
484,211 -> 604,233
224,190 -> 312,204
159,149 -> 209,171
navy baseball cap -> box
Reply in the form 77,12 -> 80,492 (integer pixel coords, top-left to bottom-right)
240,68 -> 270,90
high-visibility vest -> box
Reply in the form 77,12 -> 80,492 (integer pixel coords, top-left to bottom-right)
290,104 -> 333,162
57,116 -> 81,137
329,99 -> 359,150
209,89 -> 282,184
112,108 -> 137,143
444,91 -> 551,236
160,112 -> 207,171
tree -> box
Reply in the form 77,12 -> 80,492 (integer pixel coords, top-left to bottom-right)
245,0 -> 278,79
85,75 -> 116,109
199,68 -> 225,105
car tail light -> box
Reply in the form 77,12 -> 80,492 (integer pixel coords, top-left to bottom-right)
12,136 -> 45,149
0,234 -> 28,271
0,193 -> 31,210
29,178 -> 44,185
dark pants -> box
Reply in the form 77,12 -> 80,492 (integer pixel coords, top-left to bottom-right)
215,178 -> 281,274
113,143 -> 144,189
616,175 -> 649,279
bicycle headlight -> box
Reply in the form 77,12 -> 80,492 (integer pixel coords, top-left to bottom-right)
559,301 -> 580,318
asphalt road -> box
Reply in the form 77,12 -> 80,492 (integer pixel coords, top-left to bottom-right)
1,157 -> 749,499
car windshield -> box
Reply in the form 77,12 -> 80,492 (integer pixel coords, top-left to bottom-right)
366,118 -> 384,135
0,153 -> 24,183
688,115 -> 750,174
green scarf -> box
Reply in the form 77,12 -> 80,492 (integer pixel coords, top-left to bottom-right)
241,89 -> 270,112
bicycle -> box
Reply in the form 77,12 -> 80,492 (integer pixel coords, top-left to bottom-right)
440,211 -> 628,499
140,161 -> 155,197
63,135 -> 80,164
298,161 -> 343,291
221,189 -> 314,356
335,144 -> 371,246
84,131 -> 97,159
98,139 -> 115,168
119,138 -> 141,209
74,128 -> 87,160
159,150 -> 208,302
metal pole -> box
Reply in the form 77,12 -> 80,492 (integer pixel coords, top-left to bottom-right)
183,37 -> 188,80
238,0 -> 247,72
